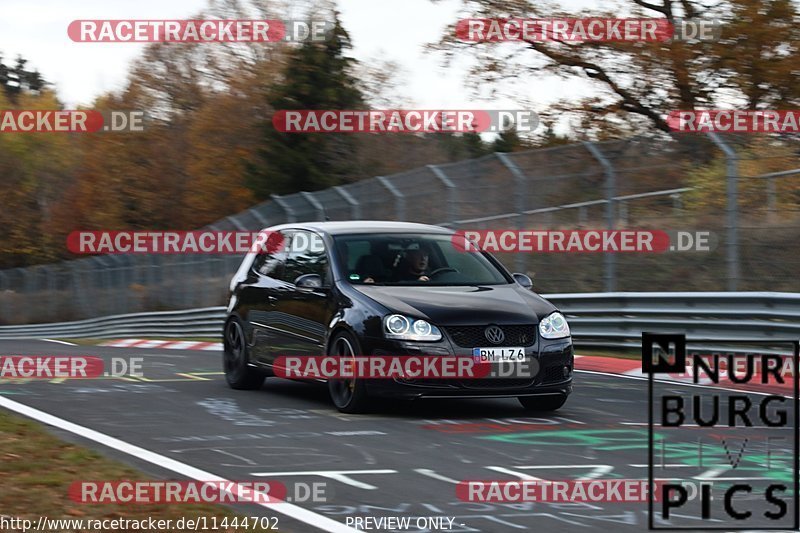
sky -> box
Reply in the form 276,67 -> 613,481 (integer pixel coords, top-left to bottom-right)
0,0 -> 602,113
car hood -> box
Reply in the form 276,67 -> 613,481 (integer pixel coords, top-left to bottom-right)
352,284 -> 557,325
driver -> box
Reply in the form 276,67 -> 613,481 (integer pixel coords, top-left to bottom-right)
392,247 -> 430,282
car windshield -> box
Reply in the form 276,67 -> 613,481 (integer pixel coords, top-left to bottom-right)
333,233 -> 510,286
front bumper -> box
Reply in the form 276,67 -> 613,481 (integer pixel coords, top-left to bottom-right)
359,335 -> 574,400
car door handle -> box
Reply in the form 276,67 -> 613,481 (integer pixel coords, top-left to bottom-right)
268,296 -> 277,303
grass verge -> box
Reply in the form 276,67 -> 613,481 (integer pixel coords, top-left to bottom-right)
0,409 -> 272,532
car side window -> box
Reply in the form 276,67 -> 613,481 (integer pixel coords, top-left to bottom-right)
344,240 -> 371,271
251,231 -> 288,279
281,230 -> 330,285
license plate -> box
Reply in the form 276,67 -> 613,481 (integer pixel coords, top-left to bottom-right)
472,347 -> 526,363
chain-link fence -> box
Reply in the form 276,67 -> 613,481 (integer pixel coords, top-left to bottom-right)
1,133 -> 798,324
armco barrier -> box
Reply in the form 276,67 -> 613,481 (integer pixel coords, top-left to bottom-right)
0,307 -> 225,340
0,293 -> 797,348
552,291 -> 800,349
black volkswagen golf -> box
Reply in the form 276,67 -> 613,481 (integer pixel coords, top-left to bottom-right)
224,221 -> 573,413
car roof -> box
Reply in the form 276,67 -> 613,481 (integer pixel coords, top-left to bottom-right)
264,220 -> 454,236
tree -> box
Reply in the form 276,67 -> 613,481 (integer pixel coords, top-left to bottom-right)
0,87 -> 77,268
532,124 -> 572,148
493,127 -> 523,152
462,131 -> 490,157
247,13 -> 365,199
432,0 -> 800,138
0,54 -> 45,100
49,0 -> 286,238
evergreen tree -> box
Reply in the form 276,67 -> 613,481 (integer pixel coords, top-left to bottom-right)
462,132 -> 488,158
247,14 -> 364,199
492,128 -> 522,153
0,54 -> 46,99
535,125 -> 572,148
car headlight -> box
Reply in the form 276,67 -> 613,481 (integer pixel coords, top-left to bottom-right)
384,314 -> 442,341
539,312 -> 570,339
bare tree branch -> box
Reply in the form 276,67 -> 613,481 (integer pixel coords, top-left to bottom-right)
525,42 -> 672,132
677,0 -> 697,18
631,0 -> 670,16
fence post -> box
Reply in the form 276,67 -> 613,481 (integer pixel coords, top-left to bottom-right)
427,164 -> 459,226
226,215 -> 247,231
91,256 -> 110,316
376,176 -> 406,220
71,262 -> 85,318
270,194 -> 297,223
495,152 -> 527,273
578,206 -> 588,226
707,133 -> 739,291
333,185 -> 361,220
112,255 -> 129,316
0,271 -> 8,323
300,191 -> 327,221
206,254 -> 216,307
767,176 -> 776,221
618,201 -> 628,226
583,141 -> 617,292
752,168 -> 800,224
670,192 -> 683,215
248,207 -> 268,228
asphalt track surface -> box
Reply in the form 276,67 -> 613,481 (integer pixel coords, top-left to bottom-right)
1,340 -> 796,533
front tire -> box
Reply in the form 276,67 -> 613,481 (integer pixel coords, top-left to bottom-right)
223,319 -> 265,390
518,395 -> 567,412
327,332 -> 371,413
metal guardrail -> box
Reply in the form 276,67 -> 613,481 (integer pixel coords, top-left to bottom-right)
0,307 -> 226,340
0,293 -> 798,349
554,291 -> 800,351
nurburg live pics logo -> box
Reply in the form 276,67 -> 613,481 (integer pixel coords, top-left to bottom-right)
644,332 -> 800,530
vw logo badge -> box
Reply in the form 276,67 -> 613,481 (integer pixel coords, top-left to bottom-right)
485,325 -> 505,345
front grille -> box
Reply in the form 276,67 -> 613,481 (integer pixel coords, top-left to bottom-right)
446,325 -> 536,348
460,378 -> 535,389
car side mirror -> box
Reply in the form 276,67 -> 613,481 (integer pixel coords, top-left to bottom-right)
512,273 -> 533,290
295,273 -> 323,289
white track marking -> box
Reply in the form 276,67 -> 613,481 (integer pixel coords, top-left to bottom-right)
103,339 -> 145,347
132,340 -> 168,349
100,339 -> 222,351
41,339 -> 77,346
161,341 -> 199,350
0,396 -> 360,533
201,343 -> 222,351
